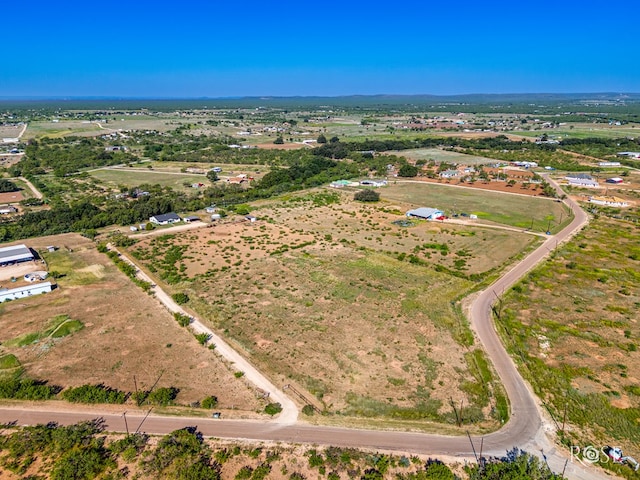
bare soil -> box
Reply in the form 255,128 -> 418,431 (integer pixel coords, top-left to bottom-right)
0,233 -> 262,415
0,190 -> 24,203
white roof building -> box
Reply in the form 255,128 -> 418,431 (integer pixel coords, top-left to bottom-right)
406,207 -> 445,220
0,244 -> 34,265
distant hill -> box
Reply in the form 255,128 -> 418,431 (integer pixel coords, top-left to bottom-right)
1,93 -> 639,113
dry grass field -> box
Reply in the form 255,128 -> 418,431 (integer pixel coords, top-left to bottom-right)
0,234 -> 262,416
126,189 -> 535,427
497,217 -> 640,462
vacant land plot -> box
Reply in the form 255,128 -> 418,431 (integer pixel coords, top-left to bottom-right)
127,190 -> 533,427
497,217 -> 640,466
397,148 -> 498,165
0,190 -> 23,203
89,168 -> 213,192
383,181 -> 570,232
0,233 -> 261,415
0,125 -> 24,139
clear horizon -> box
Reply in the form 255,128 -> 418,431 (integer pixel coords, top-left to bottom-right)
2,0 -> 638,97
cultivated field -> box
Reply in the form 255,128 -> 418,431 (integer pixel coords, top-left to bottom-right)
126,189 -> 537,428
497,217 -> 640,466
0,233 -> 263,416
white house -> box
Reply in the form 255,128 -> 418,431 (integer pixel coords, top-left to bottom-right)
440,169 -> 460,179
588,196 -> 629,208
0,282 -> 53,303
406,207 -> 445,220
360,179 -> 387,187
149,212 -> 181,225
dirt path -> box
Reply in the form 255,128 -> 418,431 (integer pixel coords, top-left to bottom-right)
17,176 -> 43,199
108,245 -> 298,425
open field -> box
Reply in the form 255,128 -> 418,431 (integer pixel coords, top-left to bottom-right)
22,121 -> 104,139
382,181 -> 570,233
497,216 -> 640,467
0,125 -> 24,139
0,233 -> 263,416
89,168 -> 213,191
396,148 -> 499,165
125,189 -> 538,427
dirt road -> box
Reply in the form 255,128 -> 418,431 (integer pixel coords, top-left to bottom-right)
109,245 -> 298,425
0,177 -> 610,478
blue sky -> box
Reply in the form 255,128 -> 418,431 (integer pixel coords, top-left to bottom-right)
1,0 -> 638,97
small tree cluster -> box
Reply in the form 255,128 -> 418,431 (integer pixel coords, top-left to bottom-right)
354,189 -> 380,202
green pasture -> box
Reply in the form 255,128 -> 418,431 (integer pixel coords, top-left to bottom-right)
383,182 -> 571,232
397,148 -> 498,165
89,168 -> 211,191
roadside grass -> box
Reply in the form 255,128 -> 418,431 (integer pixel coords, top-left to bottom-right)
496,216 -> 640,474
0,354 -> 21,370
382,182 -> 569,232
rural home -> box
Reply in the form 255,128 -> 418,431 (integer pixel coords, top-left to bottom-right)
184,215 -> 200,223
360,179 -> 387,187
0,282 -> 53,303
406,207 -> 445,220
439,169 -> 460,179
617,152 -> 640,159
0,205 -> 17,215
0,244 -> 34,266
588,196 -> 630,208
565,173 -> 599,188
149,212 -> 181,225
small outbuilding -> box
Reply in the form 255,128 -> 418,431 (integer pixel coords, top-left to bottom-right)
184,215 -> 200,223
0,282 -> 53,303
606,177 -> 624,184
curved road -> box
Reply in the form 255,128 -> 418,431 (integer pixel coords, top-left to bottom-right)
0,178 -> 609,478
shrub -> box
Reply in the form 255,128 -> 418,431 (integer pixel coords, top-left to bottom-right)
201,395 -> 218,409
172,292 -> 189,304
354,189 -> 380,202
302,404 -> 315,416
173,312 -> 191,327
264,403 -> 283,416
194,332 -> 211,345
62,384 -> 127,404
146,387 -> 179,406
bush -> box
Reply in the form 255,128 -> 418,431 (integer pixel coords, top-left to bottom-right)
274,137 -> 284,144
302,404 -> 315,416
398,164 -> 419,177
194,332 -> 211,345
146,387 -> 179,406
264,403 -> 283,416
172,292 -> 189,304
173,312 -> 191,327
62,384 -> 127,404
354,189 -> 380,202
201,395 -> 218,409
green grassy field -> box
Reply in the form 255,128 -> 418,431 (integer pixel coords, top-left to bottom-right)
89,168 -> 212,191
381,182 -> 571,232
398,148 -> 498,165
497,217 -> 640,478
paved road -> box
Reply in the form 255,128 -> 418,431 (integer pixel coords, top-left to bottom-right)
0,179 -> 610,478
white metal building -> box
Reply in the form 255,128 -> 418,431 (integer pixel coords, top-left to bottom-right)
0,282 -> 53,303
0,244 -> 34,266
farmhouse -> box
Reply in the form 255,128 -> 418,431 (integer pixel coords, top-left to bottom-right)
588,196 -> 630,208
0,244 -> 34,266
0,282 -> 53,303
360,179 -> 387,187
617,152 -> 640,159
0,205 -> 17,215
149,212 -> 181,225
439,169 -> 460,179
406,207 -> 445,220
565,173 -> 599,188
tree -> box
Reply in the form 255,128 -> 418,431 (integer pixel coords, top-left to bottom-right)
201,395 -> 218,409
172,292 -> 189,304
354,189 -> 380,202
206,170 -> 219,182
264,403 -> 283,416
0,179 -> 18,193
317,134 -> 327,144
329,136 -> 340,143
273,137 -> 284,145
398,164 -> 419,177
